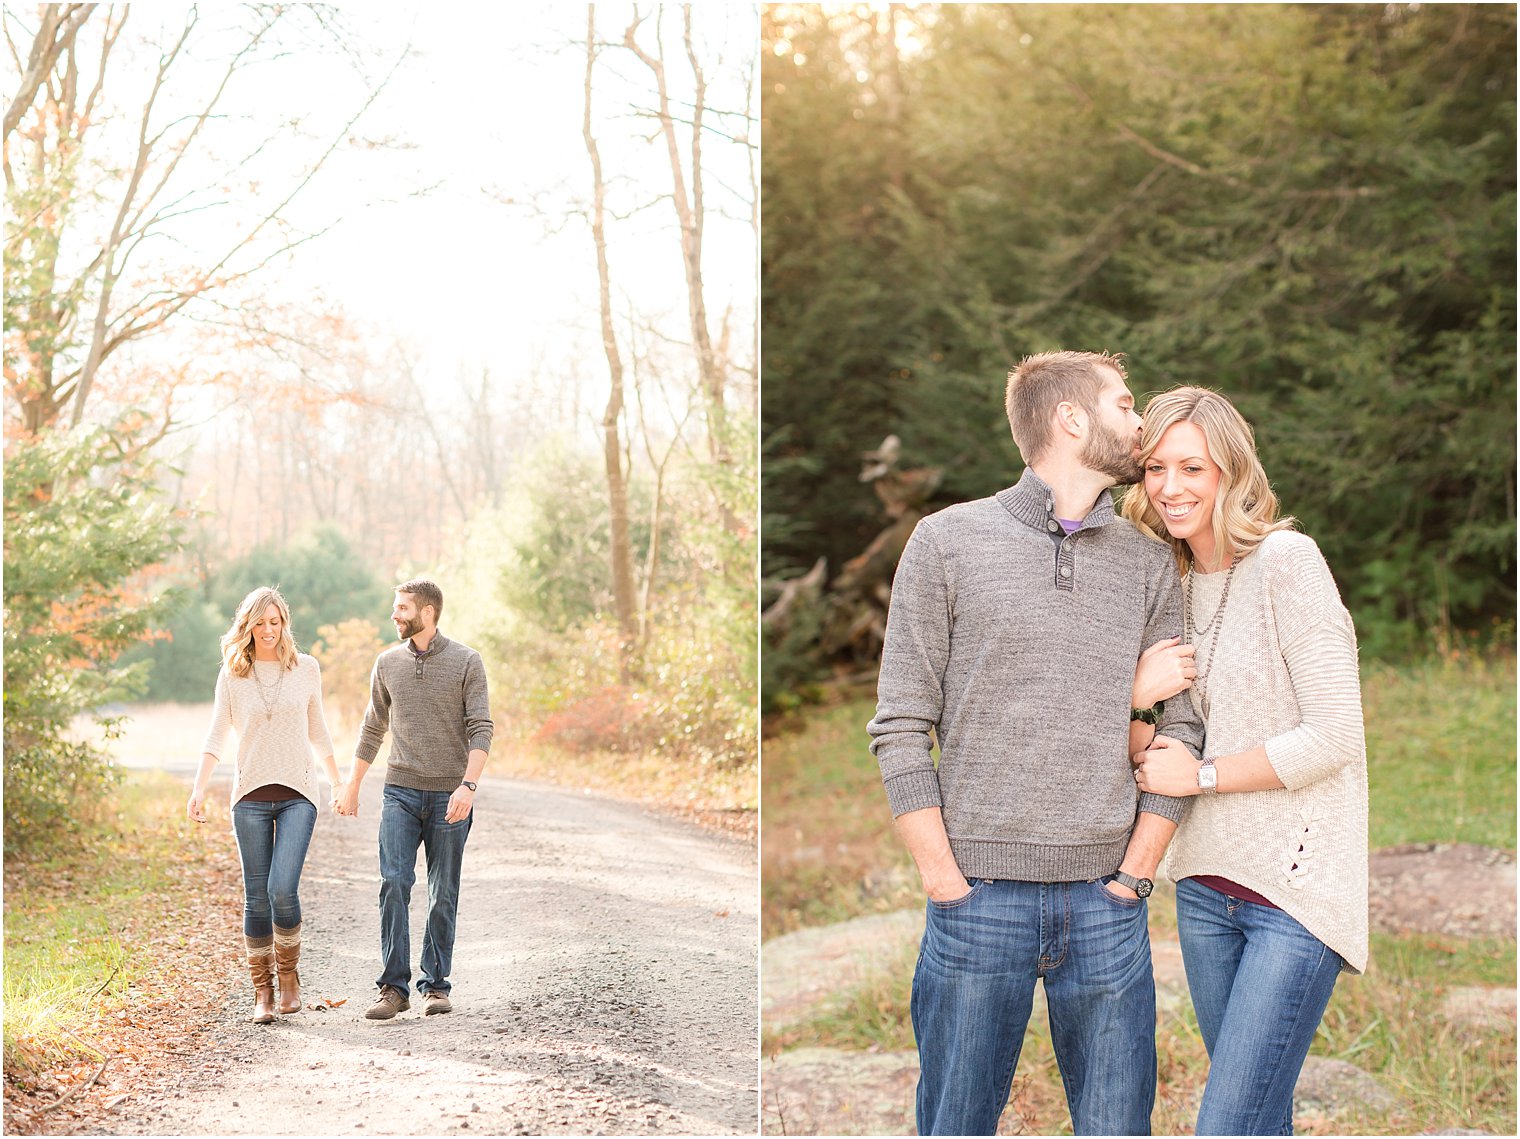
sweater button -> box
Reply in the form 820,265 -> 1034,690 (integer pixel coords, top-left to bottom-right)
1059,566 -> 1072,578
1046,520 -> 1060,533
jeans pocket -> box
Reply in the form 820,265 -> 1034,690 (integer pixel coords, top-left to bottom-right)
927,878 -> 987,911
1095,876 -> 1144,909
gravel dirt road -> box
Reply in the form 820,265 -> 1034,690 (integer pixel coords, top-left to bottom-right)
107,773 -> 758,1136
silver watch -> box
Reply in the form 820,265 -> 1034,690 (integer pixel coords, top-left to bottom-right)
1197,758 -> 1218,793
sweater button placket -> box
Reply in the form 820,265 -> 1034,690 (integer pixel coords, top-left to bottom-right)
1057,533 -> 1075,590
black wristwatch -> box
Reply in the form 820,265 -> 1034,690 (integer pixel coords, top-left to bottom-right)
1112,870 -> 1153,898
460,780 -> 477,792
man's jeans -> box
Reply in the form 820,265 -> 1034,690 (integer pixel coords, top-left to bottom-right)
377,784 -> 472,997
1176,876 -> 1344,1136
912,876 -> 1156,1136
231,796 -> 317,938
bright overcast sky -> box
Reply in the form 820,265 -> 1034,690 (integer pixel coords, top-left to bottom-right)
300,2 -> 757,400
62,1 -> 758,421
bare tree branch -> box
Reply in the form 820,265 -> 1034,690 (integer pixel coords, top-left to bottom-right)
3,3 -> 94,141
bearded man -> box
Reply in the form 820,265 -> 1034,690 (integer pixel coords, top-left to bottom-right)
868,350 -> 1204,1135
336,578 -> 493,1020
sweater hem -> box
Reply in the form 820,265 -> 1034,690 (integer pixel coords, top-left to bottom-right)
949,836 -> 1130,882
385,771 -> 469,793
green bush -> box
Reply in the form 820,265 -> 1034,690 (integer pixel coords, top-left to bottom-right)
3,418 -> 182,852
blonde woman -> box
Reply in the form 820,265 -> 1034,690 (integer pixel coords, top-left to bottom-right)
187,587 -> 340,1024
1121,387 -> 1368,1136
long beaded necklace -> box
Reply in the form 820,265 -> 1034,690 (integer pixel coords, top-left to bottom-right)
251,657 -> 286,721
1183,556 -> 1238,711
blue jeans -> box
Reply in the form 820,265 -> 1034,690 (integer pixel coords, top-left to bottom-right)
912,876 -> 1157,1136
1176,877 -> 1344,1136
377,784 -> 471,996
231,797 -> 317,938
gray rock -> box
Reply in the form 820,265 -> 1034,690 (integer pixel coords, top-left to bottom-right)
1369,844 -> 1517,938
1437,986 -> 1517,1038
1293,1056 -> 1401,1121
762,910 -> 921,1031
762,1048 -> 918,1136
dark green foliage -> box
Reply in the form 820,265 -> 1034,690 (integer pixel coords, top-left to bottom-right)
211,525 -> 386,646
125,525 -> 388,702
762,4 -> 1516,676
122,598 -> 226,704
3,419 -> 183,850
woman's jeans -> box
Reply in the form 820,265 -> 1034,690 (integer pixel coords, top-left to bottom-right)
231,797 -> 317,938
912,876 -> 1157,1136
1176,876 -> 1345,1136
377,785 -> 472,997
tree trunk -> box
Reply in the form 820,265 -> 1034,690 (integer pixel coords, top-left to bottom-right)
584,5 -> 639,679
623,7 -> 730,467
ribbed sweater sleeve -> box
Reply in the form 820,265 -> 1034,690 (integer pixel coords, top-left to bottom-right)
306,658 -> 335,759
463,652 -> 493,754
1261,540 -> 1365,789
202,667 -> 233,759
869,519 -> 949,817
354,656 -> 392,764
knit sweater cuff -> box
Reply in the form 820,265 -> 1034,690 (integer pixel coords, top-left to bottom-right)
1138,790 -> 1185,825
883,769 -> 944,817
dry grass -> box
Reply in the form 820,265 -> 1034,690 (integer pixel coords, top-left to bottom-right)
3,770 -> 245,1134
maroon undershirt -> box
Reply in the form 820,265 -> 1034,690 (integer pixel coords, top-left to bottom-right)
1190,875 -> 1279,909
239,783 -> 303,803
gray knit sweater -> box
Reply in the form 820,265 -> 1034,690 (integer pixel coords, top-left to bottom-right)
355,633 -> 494,791
868,468 -> 1204,882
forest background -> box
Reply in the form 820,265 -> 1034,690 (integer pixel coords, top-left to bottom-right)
4,1 -> 760,852
762,1 -> 1515,698
759,4 -> 1516,1133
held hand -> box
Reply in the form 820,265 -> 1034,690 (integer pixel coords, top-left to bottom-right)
335,781 -> 360,818
186,791 -> 208,824
1132,636 -> 1197,710
1133,734 -> 1203,797
445,785 -> 474,824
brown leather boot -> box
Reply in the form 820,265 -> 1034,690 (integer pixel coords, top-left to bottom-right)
246,935 -> 276,1024
273,924 -> 302,1015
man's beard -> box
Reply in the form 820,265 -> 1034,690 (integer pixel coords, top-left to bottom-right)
1082,421 -> 1143,486
396,615 -> 424,641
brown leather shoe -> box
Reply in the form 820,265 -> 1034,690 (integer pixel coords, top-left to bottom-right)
365,985 -> 410,1020
422,990 -> 452,1015
247,935 -> 276,1024
273,924 -> 302,1014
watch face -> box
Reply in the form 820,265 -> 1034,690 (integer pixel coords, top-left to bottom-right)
1136,878 -> 1154,898
1198,764 -> 1218,789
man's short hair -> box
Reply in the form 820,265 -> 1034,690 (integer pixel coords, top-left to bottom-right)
1005,350 -> 1128,464
396,578 -> 443,625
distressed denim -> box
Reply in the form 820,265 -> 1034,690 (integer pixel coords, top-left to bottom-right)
1176,876 -> 1345,1136
231,796 -> 317,938
912,876 -> 1157,1136
376,784 -> 472,997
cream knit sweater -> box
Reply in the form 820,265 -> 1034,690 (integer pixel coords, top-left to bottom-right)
1162,530 -> 1369,974
201,654 -> 335,809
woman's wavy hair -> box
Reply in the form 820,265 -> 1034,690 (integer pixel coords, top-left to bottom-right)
1121,386 -> 1295,576
220,586 -> 299,677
